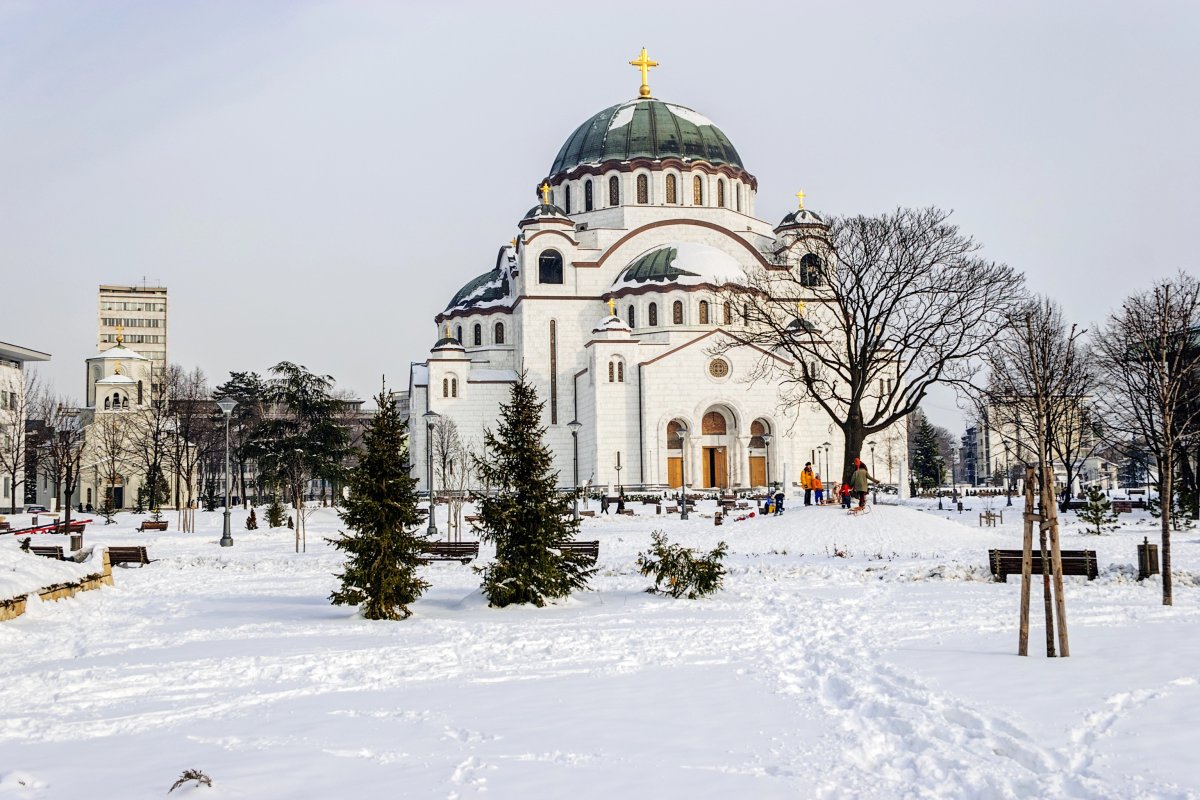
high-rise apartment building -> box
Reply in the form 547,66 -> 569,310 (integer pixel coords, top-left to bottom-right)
98,284 -> 168,386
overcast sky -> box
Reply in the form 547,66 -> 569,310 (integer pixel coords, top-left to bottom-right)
3,0 -> 1198,432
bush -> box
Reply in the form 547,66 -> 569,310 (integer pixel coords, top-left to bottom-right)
245,508 -> 258,530
636,530 -> 728,599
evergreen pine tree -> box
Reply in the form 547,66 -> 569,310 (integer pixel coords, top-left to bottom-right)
329,381 -> 429,620
266,495 -> 286,528
910,416 -> 946,491
245,508 -> 258,530
1078,484 -> 1119,535
474,374 -> 595,607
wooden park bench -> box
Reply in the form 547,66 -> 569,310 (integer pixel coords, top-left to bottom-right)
580,510 -> 596,518
108,546 -> 154,567
419,541 -> 479,565
136,520 -> 169,532
988,548 -> 1098,583
30,545 -> 64,560
979,510 -> 1003,527
556,540 -> 599,563
53,520 -> 87,534
0,520 -> 10,532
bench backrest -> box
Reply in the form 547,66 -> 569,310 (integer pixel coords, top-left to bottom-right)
108,546 -> 149,562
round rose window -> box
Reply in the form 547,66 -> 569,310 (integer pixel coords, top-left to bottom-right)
708,358 -> 730,379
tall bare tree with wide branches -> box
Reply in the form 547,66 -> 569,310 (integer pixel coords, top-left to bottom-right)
726,207 -> 1022,484
0,367 -> 43,514
1095,273 -> 1200,606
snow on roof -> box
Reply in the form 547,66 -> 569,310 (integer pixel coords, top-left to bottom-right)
609,103 -> 637,130
593,315 -> 632,333
91,344 -> 148,361
666,104 -> 716,128
96,374 -> 137,385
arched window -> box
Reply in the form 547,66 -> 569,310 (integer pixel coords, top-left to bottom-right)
735,184 -> 742,212
539,249 -> 564,284
104,397 -> 111,410
609,175 -> 620,206
799,254 -> 824,287
666,419 -> 684,450
494,321 -> 505,345
723,302 -> 732,325
673,300 -> 684,325
584,179 -> 594,211
665,173 -> 678,204
137,380 -> 143,405
455,325 -> 463,343
702,411 -> 727,435
617,361 -> 625,382
648,302 -> 658,326
627,304 -> 636,329
693,175 -> 703,205
564,184 -> 572,214
636,174 -> 649,204
608,361 -> 615,383
717,179 -> 726,208
443,378 -> 449,398
452,378 -> 458,398
113,392 -> 121,408
473,323 -> 482,346
122,396 -> 128,408
750,419 -> 769,448
699,300 -> 710,325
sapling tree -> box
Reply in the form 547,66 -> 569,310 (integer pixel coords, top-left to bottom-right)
1077,485 -> 1119,535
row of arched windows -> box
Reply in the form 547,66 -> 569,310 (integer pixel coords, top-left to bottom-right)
622,298 -> 738,329
454,321 -> 507,347
559,172 -> 744,213
607,358 -> 625,383
442,376 -> 459,398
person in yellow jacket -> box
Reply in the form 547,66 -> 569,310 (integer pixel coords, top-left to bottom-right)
801,462 -> 815,506
812,474 -> 825,505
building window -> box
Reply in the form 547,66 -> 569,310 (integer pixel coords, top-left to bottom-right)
673,300 -> 684,325
585,179 -> 593,211
609,175 -> 620,206
564,184 -> 572,214
608,361 -> 615,383
723,302 -> 732,325
618,361 -> 625,382
648,302 -> 658,327
104,397 -> 111,410
550,320 -> 558,424
735,184 -> 742,212
667,419 -> 684,450
800,254 -> 824,287
443,378 -> 449,398
494,321 -> 505,345
539,249 -> 564,284
473,323 -> 482,346
452,378 -> 458,398
636,174 -> 649,204
717,179 -> 726,208
702,411 -> 727,435
699,300 -> 710,325
456,325 -> 463,343
628,304 -> 636,329
750,419 -> 768,448
693,176 -> 703,205
666,174 -> 677,204
137,381 -> 143,405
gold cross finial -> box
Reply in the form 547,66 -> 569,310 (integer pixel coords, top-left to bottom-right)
796,301 -> 806,317
510,237 -> 517,248
608,297 -> 616,316
628,47 -> 659,99
540,181 -> 551,205
116,322 -> 124,345
796,189 -> 806,210
114,359 -> 122,376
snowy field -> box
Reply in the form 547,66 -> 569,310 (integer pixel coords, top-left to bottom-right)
2,499 -> 1199,799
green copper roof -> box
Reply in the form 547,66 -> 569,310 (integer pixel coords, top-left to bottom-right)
446,268 -> 509,312
621,247 -> 696,283
549,98 -> 744,177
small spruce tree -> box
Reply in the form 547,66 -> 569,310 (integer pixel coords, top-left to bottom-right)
329,381 -> 429,620
266,495 -> 286,528
474,374 -> 595,607
1077,484 -> 1119,535
245,508 -> 258,530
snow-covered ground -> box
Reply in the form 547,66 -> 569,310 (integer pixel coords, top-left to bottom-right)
1,500 -> 1198,799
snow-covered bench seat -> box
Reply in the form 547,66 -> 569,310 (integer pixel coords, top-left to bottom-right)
988,549 -> 1098,583
30,546 -> 64,560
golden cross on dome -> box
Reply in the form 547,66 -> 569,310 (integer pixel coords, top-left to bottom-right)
628,47 -> 659,98
608,297 -> 617,316
114,359 -> 123,376
795,189 -> 806,210
796,301 -> 807,317
540,181 -> 551,205
116,322 -> 125,345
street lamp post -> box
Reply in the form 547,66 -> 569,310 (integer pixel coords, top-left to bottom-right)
762,433 -> 772,490
677,423 -> 689,520
822,441 -> 832,491
217,398 -> 237,547
423,409 -> 440,537
952,445 -> 961,513
867,439 -> 877,505
1004,443 -> 1013,506
568,419 -> 582,521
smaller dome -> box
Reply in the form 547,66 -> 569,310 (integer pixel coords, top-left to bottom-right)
522,202 -> 568,220
432,337 -> 462,349
592,315 -> 632,334
776,208 -> 826,230
445,267 -> 510,313
614,242 -> 742,289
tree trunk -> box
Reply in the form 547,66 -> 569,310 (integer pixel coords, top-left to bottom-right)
1161,444 -> 1173,606
842,408 -> 866,486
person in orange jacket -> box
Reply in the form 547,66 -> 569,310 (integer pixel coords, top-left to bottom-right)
801,462 -> 815,506
812,474 -> 824,505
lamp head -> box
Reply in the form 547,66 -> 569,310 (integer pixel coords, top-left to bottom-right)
568,419 -> 582,432
216,398 -> 237,415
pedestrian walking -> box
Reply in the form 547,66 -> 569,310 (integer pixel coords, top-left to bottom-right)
801,463 -> 814,506
600,495 -> 610,514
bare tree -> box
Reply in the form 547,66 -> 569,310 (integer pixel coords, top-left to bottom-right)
726,207 -> 1022,485
0,367 -> 43,513
127,368 -> 175,511
167,366 -> 216,531
88,411 -> 133,517
975,297 -> 1100,509
431,416 -> 475,540
1095,273 -> 1200,606
38,397 -> 87,531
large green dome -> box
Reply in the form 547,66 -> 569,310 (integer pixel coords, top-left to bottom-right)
549,98 -> 745,177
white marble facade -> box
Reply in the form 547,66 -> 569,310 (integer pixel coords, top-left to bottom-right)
406,88 -> 888,494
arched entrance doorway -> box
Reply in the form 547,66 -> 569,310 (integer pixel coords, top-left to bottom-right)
700,408 -> 731,489
749,419 -> 770,487
665,419 -> 686,488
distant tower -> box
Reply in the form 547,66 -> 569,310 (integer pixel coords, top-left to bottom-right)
98,283 -> 167,392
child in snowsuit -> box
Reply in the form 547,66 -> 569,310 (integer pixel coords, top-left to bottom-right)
840,483 -> 853,509
812,474 -> 824,505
